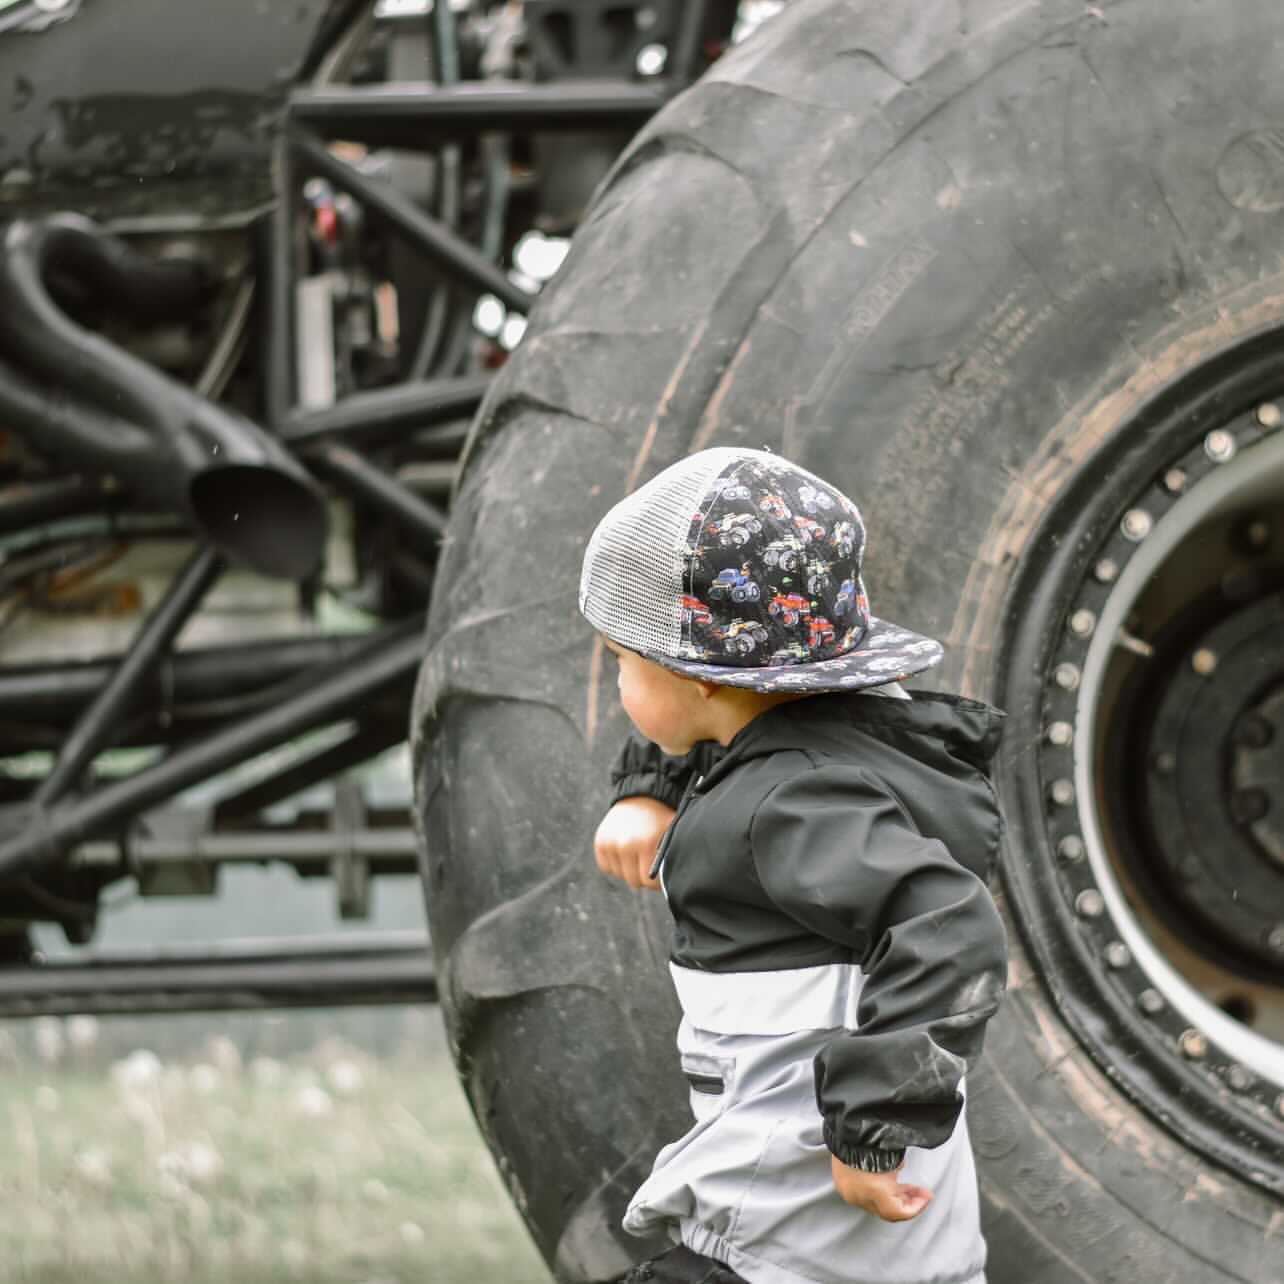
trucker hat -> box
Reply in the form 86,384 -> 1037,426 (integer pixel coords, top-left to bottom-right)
578,447 -> 944,692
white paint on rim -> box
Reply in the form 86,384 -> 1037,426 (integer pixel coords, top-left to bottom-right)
1074,429 -> 1284,1087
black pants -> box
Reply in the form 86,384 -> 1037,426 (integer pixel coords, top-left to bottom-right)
620,1244 -> 750,1284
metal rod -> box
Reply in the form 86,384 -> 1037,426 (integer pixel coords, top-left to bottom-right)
0,476 -> 107,536
280,374 -> 487,447
0,932 -> 437,1016
672,0 -> 712,85
33,548 -> 226,807
0,623 -> 425,880
288,80 -> 664,149
309,443 -> 448,545
0,633 -> 378,726
213,722 -> 406,824
432,0 -> 460,85
262,161 -> 295,428
291,130 -> 534,313
72,826 -> 419,869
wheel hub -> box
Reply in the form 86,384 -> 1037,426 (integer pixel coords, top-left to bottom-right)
1142,594 -> 1284,970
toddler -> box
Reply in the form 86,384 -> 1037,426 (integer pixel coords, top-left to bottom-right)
580,447 -> 1008,1284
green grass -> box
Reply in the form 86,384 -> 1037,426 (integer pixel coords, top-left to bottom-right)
0,1025 -> 553,1284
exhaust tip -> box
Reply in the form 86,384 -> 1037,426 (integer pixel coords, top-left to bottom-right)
189,465 -> 328,581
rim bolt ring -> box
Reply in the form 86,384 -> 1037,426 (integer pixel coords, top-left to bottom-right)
1122,509 -> 1153,541
1162,468 -> 1188,494
1058,835 -> 1085,863
1104,941 -> 1130,969
1046,721 -> 1073,747
1205,429 -> 1236,462
1054,662 -> 1081,691
1075,889 -> 1104,918
1226,1065 -> 1253,1092
1049,778 -> 1075,807
1069,608 -> 1096,637
1256,402 -> 1282,428
1139,989 -> 1165,1016
1094,558 -> 1119,583
1179,1029 -> 1209,1060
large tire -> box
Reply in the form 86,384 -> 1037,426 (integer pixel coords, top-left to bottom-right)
414,2 -> 1284,1280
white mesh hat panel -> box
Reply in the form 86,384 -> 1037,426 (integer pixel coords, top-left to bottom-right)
579,448 -> 751,655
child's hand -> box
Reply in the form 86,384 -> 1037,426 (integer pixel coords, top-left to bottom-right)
830,1155 -> 933,1222
593,797 -> 676,890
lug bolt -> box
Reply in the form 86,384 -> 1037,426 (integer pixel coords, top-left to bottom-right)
1122,509 -> 1153,541
1230,788 -> 1269,825
1049,778 -> 1075,807
1256,402 -> 1282,428
1179,1028 -> 1208,1060
1046,721 -> 1073,747
1226,1065 -> 1253,1093
1221,566 -> 1258,602
1265,924 -> 1284,956
1058,835 -> 1085,863
1204,429 -> 1236,462
1234,714 -> 1273,748
1069,608 -> 1096,638
1054,662 -> 1081,691
1094,558 -> 1119,584
1191,648 -> 1218,676
1139,989 -> 1165,1016
1104,941 -> 1130,969
1075,889 -> 1104,919
1243,519 -> 1271,550
1162,468 -> 1187,494
1276,1093 -> 1284,1120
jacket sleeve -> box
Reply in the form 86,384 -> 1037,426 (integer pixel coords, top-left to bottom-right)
749,765 -> 1008,1173
608,729 -> 725,810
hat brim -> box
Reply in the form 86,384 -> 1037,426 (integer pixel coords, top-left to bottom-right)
644,615 -> 944,693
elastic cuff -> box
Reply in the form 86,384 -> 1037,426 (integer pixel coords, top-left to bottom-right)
610,772 -> 684,810
824,1122 -> 905,1172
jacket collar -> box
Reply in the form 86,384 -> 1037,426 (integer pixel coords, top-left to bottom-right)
703,690 -> 1006,789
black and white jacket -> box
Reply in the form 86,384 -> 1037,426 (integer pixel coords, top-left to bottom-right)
612,690 -> 1008,1284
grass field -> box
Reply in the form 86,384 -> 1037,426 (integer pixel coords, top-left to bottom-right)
0,1010 -> 554,1284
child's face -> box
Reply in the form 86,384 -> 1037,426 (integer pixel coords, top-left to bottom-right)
604,639 -> 711,756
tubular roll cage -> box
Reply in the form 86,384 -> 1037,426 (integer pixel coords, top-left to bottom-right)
0,0 -> 724,1017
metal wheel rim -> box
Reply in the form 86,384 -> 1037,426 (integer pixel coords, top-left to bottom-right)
998,323 -> 1284,1192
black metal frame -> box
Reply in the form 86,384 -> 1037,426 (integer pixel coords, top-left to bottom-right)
0,931 -> 436,1016
0,0 -> 725,1014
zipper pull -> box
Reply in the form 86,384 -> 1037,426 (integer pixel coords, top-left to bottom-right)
649,774 -> 704,879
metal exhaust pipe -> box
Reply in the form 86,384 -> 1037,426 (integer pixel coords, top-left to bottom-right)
0,216 -> 327,581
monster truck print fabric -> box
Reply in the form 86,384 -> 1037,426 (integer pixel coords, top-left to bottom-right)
678,460 -> 868,668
